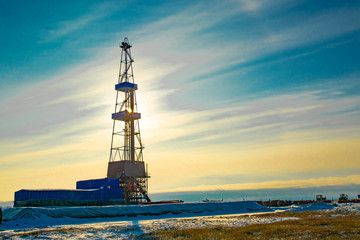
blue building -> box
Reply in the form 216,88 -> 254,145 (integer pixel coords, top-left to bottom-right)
14,178 -> 124,207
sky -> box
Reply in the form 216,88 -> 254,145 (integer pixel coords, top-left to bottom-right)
0,0 -> 360,201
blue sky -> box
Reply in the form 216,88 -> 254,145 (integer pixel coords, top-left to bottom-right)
0,0 -> 360,201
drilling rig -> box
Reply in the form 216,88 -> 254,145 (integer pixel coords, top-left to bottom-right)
107,38 -> 151,204
13,38 -> 150,207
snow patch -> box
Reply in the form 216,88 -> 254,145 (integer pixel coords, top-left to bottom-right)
1,201 -> 270,231
272,201 -> 336,212
3,201 -> 358,240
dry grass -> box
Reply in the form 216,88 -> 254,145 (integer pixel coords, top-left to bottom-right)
1,227 -> 88,239
141,210 -> 360,240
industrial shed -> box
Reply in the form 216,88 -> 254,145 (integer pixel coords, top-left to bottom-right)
14,178 -> 123,207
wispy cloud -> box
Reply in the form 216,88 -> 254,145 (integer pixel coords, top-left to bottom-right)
3,0 -> 358,176
152,175 -> 360,193
140,88 -> 360,149
261,7 -> 360,51
128,3 -> 360,105
40,2 -> 121,43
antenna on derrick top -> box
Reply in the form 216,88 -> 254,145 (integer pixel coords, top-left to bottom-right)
107,37 -> 151,204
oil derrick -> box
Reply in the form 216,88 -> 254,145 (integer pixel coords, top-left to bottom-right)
107,38 -> 151,203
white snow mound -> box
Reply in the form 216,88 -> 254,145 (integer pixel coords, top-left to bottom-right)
3,201 -> 270,222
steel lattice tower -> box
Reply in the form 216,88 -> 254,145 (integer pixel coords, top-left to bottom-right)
107,38 -> 150,203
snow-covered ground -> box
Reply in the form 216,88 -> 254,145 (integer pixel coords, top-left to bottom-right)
1,201 -> 359,239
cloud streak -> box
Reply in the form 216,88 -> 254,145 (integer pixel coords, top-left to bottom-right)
141,89 -> 360,149
40,2 -> 121,43
152,175 -> 360,193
